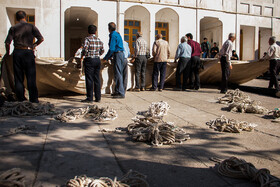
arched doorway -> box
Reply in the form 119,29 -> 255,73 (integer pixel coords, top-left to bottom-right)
200,17 -> 223,54
155,8 -> 179,58
65,7 -> 98,60
124,6 -> 150,55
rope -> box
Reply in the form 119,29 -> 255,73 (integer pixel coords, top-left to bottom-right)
127,116 -> 190,146
206,115 -> 257,133
0,101 -> 56,117
66,170 -> 148,187
0,168 -> 25,187
218,89 -> 269,114
56,105 -> 117,122
140,101 -> 170,118
215,157 -> 280,187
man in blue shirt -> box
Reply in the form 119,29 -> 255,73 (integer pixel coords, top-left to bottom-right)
104,22 -> 125,98
174,36 -> 192,91
123,41 -> 130,92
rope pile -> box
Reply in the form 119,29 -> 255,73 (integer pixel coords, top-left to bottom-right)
127,116 -> 190,146
0,168 -> 25,187
66,170 -> 149,187
215,157 -> 280,187
206,115 -> 257,133
141,101 -> 170,118
56,105 -> 117,122
270,108 -> 280,123
0,101 -> 55,117
218,89 -> 269,114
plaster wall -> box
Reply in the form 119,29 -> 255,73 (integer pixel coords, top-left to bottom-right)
259,27 -> 271,58
240,25 -> 255,60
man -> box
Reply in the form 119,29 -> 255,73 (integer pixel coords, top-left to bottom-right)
174,36 -> 192,91
151,34 -> 170,91
74,45 -> 83,68
201,38 -> 209,58
5,10 -> 44,103
264,36 -> 280,97
219,33 -> 236,93
210,42 -> 219,58
186,33 -> 202,90
134,32 -> 148,92
123,40 -> 130,92
231,50 -> 239,60
104,22 -> 125,99
81,25 -> 104,103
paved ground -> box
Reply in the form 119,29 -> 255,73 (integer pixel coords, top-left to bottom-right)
0,79 -> 279,187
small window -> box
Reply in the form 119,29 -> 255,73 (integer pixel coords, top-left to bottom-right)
135,21 -> 140,27
132,35 -> 136,41
161,31 -> 166,36
124,20 -> 127,26
124,35 -> 129,41
133,29 -> 138,34
129,21 -> 133,26
28,15 -> 35,22
124,29 -> 129,34
158,23 -> 162,28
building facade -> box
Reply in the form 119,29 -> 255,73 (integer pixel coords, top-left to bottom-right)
0,0 -> 279,60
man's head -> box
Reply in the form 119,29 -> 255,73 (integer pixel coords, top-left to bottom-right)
156,34 -> 163,40
213,42 -> 217,47
228,33 -> 236,42
16,10 -> 26,21
181,36 -> 187,43
136,32 -> 143,38
204,38 -> 207,42
186,33 -> 193,41
269,36 -> 276,45
108,22 -> 116,33
232,50 -> 236,55
88,25 -> 97,34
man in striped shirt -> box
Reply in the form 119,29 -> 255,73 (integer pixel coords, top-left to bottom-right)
81,25 -> 104,103
134,32 -> 148,91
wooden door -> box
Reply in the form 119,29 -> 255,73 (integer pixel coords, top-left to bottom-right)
124,20 -> 141,55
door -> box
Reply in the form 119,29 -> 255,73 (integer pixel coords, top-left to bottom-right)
124,20 -> 141,55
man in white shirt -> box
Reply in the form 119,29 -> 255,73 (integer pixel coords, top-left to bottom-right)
264,36 -> 280,96
219,33 -> 235,93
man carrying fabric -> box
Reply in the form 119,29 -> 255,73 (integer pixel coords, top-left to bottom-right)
5,10 -> 44,103
174,36 -> 192,91
134,32 -> 148,92
123,40 -> 130,92
263,36 -> 280,97
81,25 -> 104,103
151,34 -> 170,92
104,22 -> 125,99
219,33 -> 235,94
186,33 -> 202,90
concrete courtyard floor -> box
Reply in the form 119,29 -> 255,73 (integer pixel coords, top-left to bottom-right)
0,79 -> 279,187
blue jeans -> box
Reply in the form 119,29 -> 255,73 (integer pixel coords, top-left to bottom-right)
202,52 -> 208,58
113,52 -> 125,96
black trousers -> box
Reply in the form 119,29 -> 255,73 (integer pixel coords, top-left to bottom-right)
13,49 -> 38,102
152,62 -> 167,90
135,55 -> 147,89
190,56 -> 201,88
269,59 -> 280,91
176,57 -> 190,89
220,56 -> 231,92
84,57 -> 101,101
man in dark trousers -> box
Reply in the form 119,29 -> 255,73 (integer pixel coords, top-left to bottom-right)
5,10 -> 44,103
219,33 -> 235,93
104,22 -> 125,99
81,25 -> 104,103
186,33 -> 202,90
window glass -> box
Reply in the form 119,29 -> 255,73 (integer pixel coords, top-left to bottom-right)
132,35 -> 136,41
124,35 -> 129,41
124,28 -> 129,34
28,16 -> 35,22
135,21 -> 140,27
129,21 -> 133,26
161,31 -> 166,36
158,23 -> 162,28
133,29 -> 138,34
124,20 -> 127,26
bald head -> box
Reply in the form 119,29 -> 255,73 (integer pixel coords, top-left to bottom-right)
156,34 -> 163,40
228,33 -> 236,42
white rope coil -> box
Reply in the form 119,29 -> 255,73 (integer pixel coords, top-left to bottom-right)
0,168 -> 25,187
66,170 -> 149,187
0,101 -> 55,117
218,89 -> 269,114
141,101 -> 170,118
206,115 -> 257,133
56,105 -> 117,122
127,116 -> 190,146
216,157 -> 280,187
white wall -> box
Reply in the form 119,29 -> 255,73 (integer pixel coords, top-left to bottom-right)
241,25 -> 255,60
259,27 -> 271,58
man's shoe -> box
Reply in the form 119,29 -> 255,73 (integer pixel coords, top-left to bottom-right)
158,89 -> 163,92
81,99 -> 93,103
134,88 -> 140,92
194,86 -> 200,90
173,87 -> 181,91
111,93 -> 118,96
113,95 -> 125,99
95,99 -> 101,103
140,87 -> 145,91
149,88 -> 156,91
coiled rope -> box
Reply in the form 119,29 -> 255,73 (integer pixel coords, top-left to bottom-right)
127,116 -> 190,146
0,168 -> 25,187
206,115 -> 257,133
213,157 -> 280,187
56,105 -> 117,122
140,101 -> 170,118
218,89 -> 269,114
66,170 -> 149,187
0,101 -> 55,117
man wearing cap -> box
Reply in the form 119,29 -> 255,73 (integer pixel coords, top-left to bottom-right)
134,32 -> 148,91
5,10 -> 44,103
